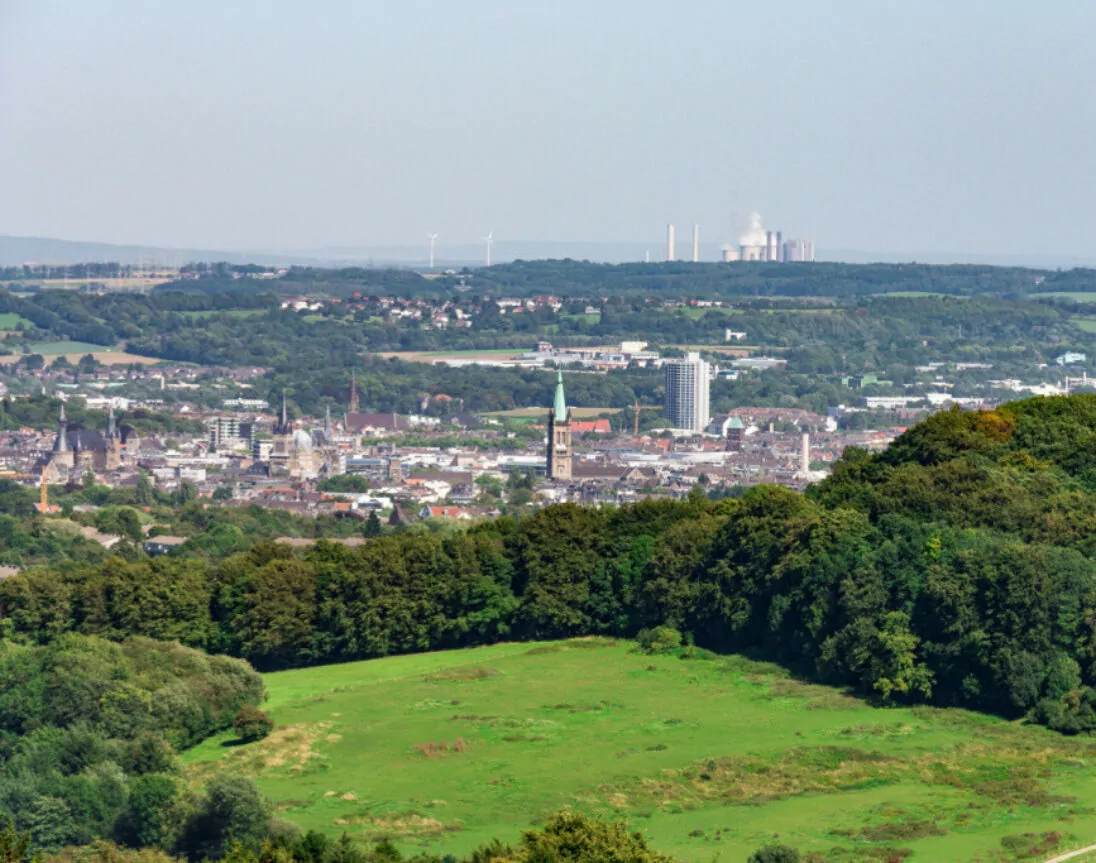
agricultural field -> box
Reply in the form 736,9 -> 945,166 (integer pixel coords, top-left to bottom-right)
185,640 -> 1096,862
1072,317 -> 1096,334
0,312 -> 34,328
1038,292 -> 1096,302
0,340 -> 160,365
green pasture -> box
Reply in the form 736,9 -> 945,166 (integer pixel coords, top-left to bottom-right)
24,340 -> 111,355
186,640 -> 1096,861
1073,317 -> 1096,334
1039,292 -> 1096,302
0,313 -> 33,328
560,312 -> 601,323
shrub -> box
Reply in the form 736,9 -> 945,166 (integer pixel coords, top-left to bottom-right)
748,846 -> 800,863
232,707 -> 274,743
636,626 -> 683,654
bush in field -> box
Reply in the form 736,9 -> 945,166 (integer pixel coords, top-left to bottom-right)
232,707 -> 274,743
636,626 -> 683,654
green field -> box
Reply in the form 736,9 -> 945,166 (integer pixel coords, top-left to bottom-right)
186,640 -> 1096,862
1073,316 -> 1096,333
25,340 -> 112,355
560,312 -> 601,323
1039,292 -> 1096,302
0,312 -> 33,328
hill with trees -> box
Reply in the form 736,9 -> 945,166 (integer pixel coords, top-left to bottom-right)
9,395 -> 1096,736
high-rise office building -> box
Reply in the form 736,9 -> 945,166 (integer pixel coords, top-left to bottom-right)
663,352 -> 710,432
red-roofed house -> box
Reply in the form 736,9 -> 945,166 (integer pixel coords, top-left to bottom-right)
570,419 -> 612,434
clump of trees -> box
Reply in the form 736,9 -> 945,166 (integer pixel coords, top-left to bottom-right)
0,634 -> 267,857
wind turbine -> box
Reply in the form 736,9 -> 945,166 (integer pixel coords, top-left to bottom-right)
483,231 -> 494,267
427,233 -> 439,269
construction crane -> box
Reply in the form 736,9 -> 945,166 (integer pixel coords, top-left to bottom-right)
632,400 -> 662,436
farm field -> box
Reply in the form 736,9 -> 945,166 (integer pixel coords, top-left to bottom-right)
0,340 -> 160,365
0,312 -> 34,328
1038,292 -> 1096,302
1072,317 -> 1096,334
185,640 -> 1096,862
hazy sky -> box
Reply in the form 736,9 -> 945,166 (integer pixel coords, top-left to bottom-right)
1,0 -> 1094,257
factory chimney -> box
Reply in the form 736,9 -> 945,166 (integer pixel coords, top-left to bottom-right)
776,231 -> 783,263
800,432 -> 810,474
765,230 -> 774,262
692,224 -> 700,263
667,224 -> 676,262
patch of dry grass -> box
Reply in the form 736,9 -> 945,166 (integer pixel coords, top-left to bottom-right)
413,738 -> 470,758
423,666 -> 501,682
189,722 -> 336,779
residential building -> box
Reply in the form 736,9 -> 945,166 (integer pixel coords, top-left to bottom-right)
663,352 -> 710,432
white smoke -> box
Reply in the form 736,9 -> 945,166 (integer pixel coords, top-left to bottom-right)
738,211 -> 767,247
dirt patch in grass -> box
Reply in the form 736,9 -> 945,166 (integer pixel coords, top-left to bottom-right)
855,820 -> 948,842
525,638 -> 618,657
544,702 -> 613,713
999,831 -> 1065,859
413,738 -> 470,758
423,666 -> 501,682
591,740 -> 1095,815
190,722 -> 336,778
336,809 -> 464,840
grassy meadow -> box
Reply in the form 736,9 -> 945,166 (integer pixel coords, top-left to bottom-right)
185,640 -> 1096,862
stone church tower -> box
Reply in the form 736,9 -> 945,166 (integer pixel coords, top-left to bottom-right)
546,370 -> 573,480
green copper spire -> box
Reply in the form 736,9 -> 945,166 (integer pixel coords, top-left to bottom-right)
553,370 -> 568,422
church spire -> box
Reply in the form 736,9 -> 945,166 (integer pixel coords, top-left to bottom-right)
281,391 -> 288,427
348,371 -> 359,414
107,404 -> 117,438
553,369 -> 568,423
53,403 -> 68,452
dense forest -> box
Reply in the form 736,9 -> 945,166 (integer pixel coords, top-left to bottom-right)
9,395 -> 1096,738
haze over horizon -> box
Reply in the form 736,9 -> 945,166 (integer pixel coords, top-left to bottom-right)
2,0 -> 1094,261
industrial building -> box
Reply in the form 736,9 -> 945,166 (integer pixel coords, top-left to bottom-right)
726,212 -> 815,263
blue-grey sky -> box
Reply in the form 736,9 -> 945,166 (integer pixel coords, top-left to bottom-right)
1,0 -> 1094,258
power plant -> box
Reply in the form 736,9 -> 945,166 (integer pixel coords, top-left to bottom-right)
664,212 -> 813,264
721,212 -> 814,263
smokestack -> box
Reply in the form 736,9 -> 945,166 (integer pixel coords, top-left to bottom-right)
667,224 -> 676,262
800,432 -> 810,474
776,231 -> 783,263
692,224 -> 699,262
765,230 -> 774,262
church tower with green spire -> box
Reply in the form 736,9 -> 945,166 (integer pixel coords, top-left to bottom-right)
547,369 -> 573,480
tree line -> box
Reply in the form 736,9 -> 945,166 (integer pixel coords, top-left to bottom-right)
9,396 -> 1096,735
